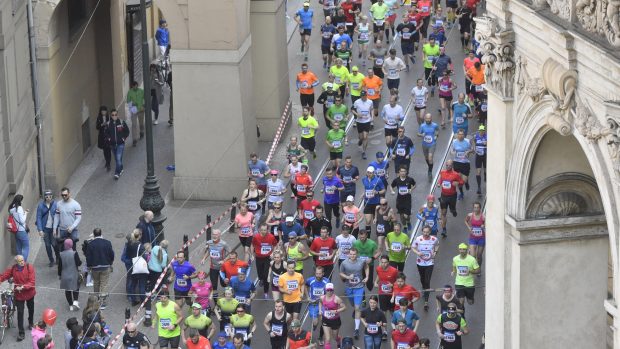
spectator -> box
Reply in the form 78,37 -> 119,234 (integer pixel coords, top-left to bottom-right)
53,187 -> 82,249
36,335 -> 54,349
69,324 -> 82,349
155,19 -> 170,58
126,229 -> 148,305
85,228 -> 114,308
148,240 -> 170,293
31,320 -> 47,349
136,211 -> 157,245
36,189 -> 57,267
0,255 -> 36,341
95,105 -> 111,171
59,238 -> 82,311
82,295 -> 105,329
64,317 -> 79,349
122,322 -> 151,349
126,81 -> 145,146
80,326 -> 105,349
9,194 -> 30,261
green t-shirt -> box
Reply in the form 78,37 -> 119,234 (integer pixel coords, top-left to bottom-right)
386,232 -> 410,263
327,104 -> 349,124
353,239 -> 378,262
230,314 -> 254,328
326,129 -> 346,152
422,43 -> 441,69
452,254 -> 479,287
348,73 -> 366,96
370,3 -> 389,20
184,314 -> 212,330
217,298 -> 240,314
335,49 -> 351,62
329,66 -> 350,85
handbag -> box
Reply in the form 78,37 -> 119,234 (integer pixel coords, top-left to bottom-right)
131,244 -> 149,275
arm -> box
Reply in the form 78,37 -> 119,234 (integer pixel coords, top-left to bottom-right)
69,203 -> 82,231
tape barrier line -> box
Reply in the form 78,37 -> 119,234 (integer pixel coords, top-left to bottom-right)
266,99 -> 293,166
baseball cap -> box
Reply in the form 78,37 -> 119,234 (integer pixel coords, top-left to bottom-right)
270,169 -> 279,175
367,166 -> 375,172
427,194 -> 435,201
303,1 -> 310,6
218,331 -> 228,338
325,283 -> 335,290
291,319 -> 301,327
352,66 -> 359,72
288,232 -> 298,238
479,125 -> 486,131
191,303 -> 202,309
376,151 -> 384,158
326,83 -> 334,89
159,19 -> 167,25
346,195 -> 355,202
458,243 -> 468,249
44,189 -> 53,196
285,216 -> 295,222
360,91 -> 367,96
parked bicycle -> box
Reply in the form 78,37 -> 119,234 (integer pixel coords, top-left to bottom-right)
0,280 -> 15,344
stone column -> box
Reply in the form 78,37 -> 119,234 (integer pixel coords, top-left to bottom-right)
250,0 -> 290,140
172,0 -> 257,200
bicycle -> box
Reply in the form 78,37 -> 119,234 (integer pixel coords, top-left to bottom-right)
0,282 -> 15,345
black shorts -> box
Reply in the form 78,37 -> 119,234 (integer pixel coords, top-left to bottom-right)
300,93 -> 315,107
322,317 -> 342,329
330,151 -> 343,160
174,289 -> 192,305
301,137 -> 316,152
371,99 -> 380,110
239,236 -> 253,247
364,203 -> 378,215
378,294 -> 392,312
401,43 -> 414,55
414,106 -> 426,111
440,194 -> 457,212
373,23 -> 385,33
384,128 -> 398,137
475,154 -> 486,168
447,0 -> 459,8
285,301 -> 302,314
396,199 -> 412,215
373,67 -> 384,79
453,162 -> 471,176
440,95 -> 453,102
321,45 -> 331,55
357,122 -> 371,133
387,78 -> 400,90
460,22 -> 471,34
159,335 -> 181,348
455,285 -> 475,301
300,29 -> 312,36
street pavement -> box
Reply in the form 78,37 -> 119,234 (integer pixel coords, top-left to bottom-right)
4,0 -> 486,348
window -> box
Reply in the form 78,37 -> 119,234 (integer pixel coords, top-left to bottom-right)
67,0 -> 87,35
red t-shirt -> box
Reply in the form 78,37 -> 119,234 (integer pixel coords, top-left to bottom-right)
438,170 -> 464,196
310,237 -> 337,266
220,260 -> 249,280
252,233 -> 278,258
392,284 -> 421,311
375,265 -> 399,295
391,329 -> 419,348
341,2 -> 356,23
417,0 -> 432,17
186,336 -> 212,349
294,174 -> 313,197
299,199 -> 321,226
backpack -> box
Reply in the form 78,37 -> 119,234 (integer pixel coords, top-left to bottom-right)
6,214 -> 18,233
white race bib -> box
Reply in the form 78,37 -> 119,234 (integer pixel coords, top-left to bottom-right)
391,242 -> 403,252
261,244 -> 273,255
367,88 -> 376,96
301,127 -> 311,135
441,180 -> 452,189
332,140 -> 342,148
325,186 -> 336,194
472,227 -> 483,237
272,324 -> 283,336
396,148 -> 406,156
367,323 -> 379,334
444,332 -> 456,342
304,210 -> 314,219
160,318 -> 171,327
247,201 -> 258,210
475,84 -> 484,92
457,265 -> 469,276
324,310 -> 336,318
455,116 -> 464,124
251,169 -> 260,177
345,213 -> 355,222
365,189 -> 375,199
176,278 -> 187,287
398,186 -> 409,195
297,184 -> 306,192
381,283 -> 392,293
312,288 -> 325,297
287,280 -> 299,290
424,135 -> 433,143
377,224 -> 385,233
375,58 -> 384,65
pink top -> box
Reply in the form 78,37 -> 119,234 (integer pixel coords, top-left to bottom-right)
468,213 -> 485,240
235,212 -> 255,237
342,206 -> 360,228
190,281 -> 213,309
321,295 -> 340,319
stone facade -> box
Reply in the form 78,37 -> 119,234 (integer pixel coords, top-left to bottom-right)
484,0 -> 620,347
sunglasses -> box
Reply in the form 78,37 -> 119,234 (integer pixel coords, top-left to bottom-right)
380,203 -> 387,206
127,330 -> 137,334
61,194 -> 69,197
236,310 -> 245,313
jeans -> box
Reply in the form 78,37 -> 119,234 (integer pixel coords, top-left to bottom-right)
92,268 -> 111,297
42,228 -> 55,263
128,273 -> 147,302
15,297 -> 34,334
364,334 -> 382,349
113,143 -> 125,175
14,231 -> 29,261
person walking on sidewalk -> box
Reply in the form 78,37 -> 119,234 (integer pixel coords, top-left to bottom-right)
58,238 -> 82,312
36,190 -> 57,267
95,106 -> 112,171
85,228 -> 115,309
106,109 -> 130,180
127,81 -> 145,147
150,64 -> 165,125
137,210 -> 157,245
53,187 -> 82,248
9,194 -> 30,261
0,255 -> 36,342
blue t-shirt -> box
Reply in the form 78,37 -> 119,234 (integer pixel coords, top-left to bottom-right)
248,160 -> 269,185
393,136 -> 415,159
321,24 -> 336,47
334,34 -> 353,50
362,176 -> 385,205
418,122 -> 439,147
391,309 -> 420,329
452,139 -> 471,163
230,276 -> 256,301
279,222 -> 305,244
323,176 -> 344,205
368,160 -> 389,180
296,8 -> 314,29
338,165 -> 360,192
172,261 -> 196,292
417,206 -> 439,232
306,276 -> 330,302
475,133 -> 487,156
451,102 -> 471,128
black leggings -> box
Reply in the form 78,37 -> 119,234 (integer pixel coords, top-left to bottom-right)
65,290 -> 79,305
256,257 -> 271,293
15,297 -> 34,334
417,264 -> 434,301
324,202 -> 340,222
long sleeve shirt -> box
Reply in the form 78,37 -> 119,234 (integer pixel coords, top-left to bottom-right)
53,199 -> 82,231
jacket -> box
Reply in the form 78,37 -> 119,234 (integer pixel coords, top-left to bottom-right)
36,199 -> 57,232
85,237 -> 115,269
105,119 -> 130,146
95,113 -> 110,149
0,263 -> 36,301
136,217 -> 156,245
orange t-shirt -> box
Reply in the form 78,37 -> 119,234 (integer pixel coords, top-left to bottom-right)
220,260 -> 249,280
362,76 -> 383,100
278,272 -> 305,303
297,72 -> 318,95
467,66 -> 485,85
463,57 -> 480,72
186,336 -> 212,349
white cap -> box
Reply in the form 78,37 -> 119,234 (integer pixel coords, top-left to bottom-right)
367,166 -> 375,172
346,195 -> 355,202
285,216 -> 295,222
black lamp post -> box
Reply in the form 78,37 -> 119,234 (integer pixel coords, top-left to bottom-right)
138,0 -> 166,240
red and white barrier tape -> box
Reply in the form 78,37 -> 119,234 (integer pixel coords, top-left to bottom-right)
265,99 -> 292,166
106,204 -> 236,348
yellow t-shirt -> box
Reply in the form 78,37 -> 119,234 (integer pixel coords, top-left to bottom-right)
329,66 -> 350,86
278,272 -> 304,303
298,116 -> 319,138
348,73 -> 366,96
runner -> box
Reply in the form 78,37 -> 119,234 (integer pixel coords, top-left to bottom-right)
368,153 -> 389,193
326,121 -> 346,169
422,37 -> 441,96
320,283 -> 346,349
336,224 -> 357,263
373,198 -> 397,254
429,23 -> 448,47
285,136 -> 307,167
391,298 -> 420,332
268,252 -> 287,300
339,248 -> 369,339
385,223 -> 409,271
362,166 -> 386,230
452,243 -> 480,306
334,41 -> 353,70
234,204 -> 254,261
326,96 -> 348,134
360,295 -> 387,349
352,91 -> 374,159
330,58 -> 350,98
284,155 -> 303,198
170,251 -> 198,308
240,179 -> 265,219
229,269 -> 256,312
362,68 -> 383,129
446,0 -> 459,28
368,41 -> 387,79
437,160 -> 463,237
338,157 -> 360,203
417,113 -> 440,180
474,125 -> 487,194
294,164 -> 314,206
295,2 -> 314,60
251,224 -> 278,297
391,273 -> 421,312
220,251 -> 249,287
412,225 -> 439,310
297,107 -> 320,160
411,78 -> 429,124
451,93 -> 472,136
280,215 -> 305,245
318,84 -> 341,129
374,255 -> 398,332
348,66 -> 366,105
416,0 -> 432,37
278,260 -> 305,319
296,63 -> 319,114
417,195 -> 440,236
456,5 -> 474,53
309,206 -> 332,241
382,49 -> 406,90
435,285 -> 464,315
298,190 -> 321,234
465,202 -> 485,266
369,0 -> 390,43
305,266 -> 331,344
321,17 -> 337,69
341,0 -> 358,36
230,304 -> 255,345
342,197 -> 362,238
287,320 -> 313,349
265,202 -> 284,242
266,170 -> 286,210
284,232 -> 309,274
354,17 -> 371,64
462,51 -> 480,100
215,288 -> 239,332
187,272 -> 213,316
391,319 -> 420,349
353,229 -> 380,291
321,0 -> 337,18
263,300 -> 290,349
310,226 -> 338,278
466,62 -> 486,104
321,167 -> 344,225
436,303 -> 469,349
247,153 -> 270,193
201,229 -> 230,293
396,16 -> 418,69
390,166 -> 416,231
391,126 -> 415,174
153,287 -> 183,349
381,95 -> 405,150
451,128 -> 473,200
438,70 -> 457,128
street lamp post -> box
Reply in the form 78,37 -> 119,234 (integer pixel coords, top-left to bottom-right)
138,0 -> 166,239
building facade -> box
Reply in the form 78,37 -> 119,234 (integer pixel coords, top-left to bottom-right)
483,0 -> 620,347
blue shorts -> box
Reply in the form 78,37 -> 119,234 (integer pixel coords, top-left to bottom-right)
308,303 -> 320,318
453,125 -> 468,135
345,287 -> 365,307
469,237 -> 485,246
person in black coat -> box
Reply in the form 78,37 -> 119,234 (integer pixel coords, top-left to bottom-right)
105,109 -> 130,180
95,106 -> 111,171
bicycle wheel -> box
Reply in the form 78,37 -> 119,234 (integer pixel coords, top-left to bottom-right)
0,312 -> 6,345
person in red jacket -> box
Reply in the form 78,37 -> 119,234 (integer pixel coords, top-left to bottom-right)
0,255 -> 36,341
437,160 -> 464,237
251,223 -> 278,295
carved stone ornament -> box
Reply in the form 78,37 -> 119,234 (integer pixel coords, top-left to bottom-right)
547,0 -> 572,20
605,111 -> 620,176
473,16 -> 515,98
515,56 -> 546,102
574,0 -> 620,47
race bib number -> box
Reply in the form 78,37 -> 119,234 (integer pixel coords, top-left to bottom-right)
388,68 -> 398,78
422,5 -> 429,11
241,226 -> 251,235
160,318 -> 171,328
272,275 -> 280,285
427,220 -> 435,227
333,113 -> 344,121
457,265 -> 469,276
272,324 -> 283,336
375,58 -> 384,65
301,81 -> 309,88
247,201 -> 258,210
427,56 -> 435,64
367,88 -> 376,96
304,210 -> 315,219
345,213 -> 355,222
325,186 -> 336,194
444,331 -> 456,342
394,295 -> 404,304
319,252 -> 330,260
456,151 -> 466,160
365,189 -> 375,199
210,249 -> 221,259
287,280 -> 299,290
472,227 -> 483,237
261,244 -> 273,255
332,140 -> 342,148
440,85 -> 449,92
360,32 -> 369,40
476,146 -> 485,156
481,104 -> 488,112
297,184 -> 306,192
391,242 -> 403,252
422,251 -> 432,259
313,288 -> 325,297
269,186 -> 279,194
398,186 -> 409,195
176,278 -> 187,287
343,176 -> 352,182
351,82 -> 360,90
376,168 -> 386,176
301,127 -> 311,135
361,110 -> 370,116
397,342 -> 409,349
377,224 -> 385,233
375,19 -> 385,26
350,275 -> 361,284
475,85 -> 484,92
235,296 -> 247,304
334,76 -> 342,84
436,19 -> 444,26
322,31 -> 332,39
381,283 -> 392,293
424,135 -> 433,144
455,116 -> 464,124
367,323 -> 379,334
235,329 -> 248,340
402,32 -> 411,39
415,96 -> 425,107
396,148 -> 406,156
324,310 -> 336,318
441,180 -> 452,189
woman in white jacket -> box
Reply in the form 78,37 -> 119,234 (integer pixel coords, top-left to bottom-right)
8,194 -> 29,260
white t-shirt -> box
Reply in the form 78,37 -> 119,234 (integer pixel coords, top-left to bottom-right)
288,163 -> 302,179
411,86 -> 428,108
266,179 -> 286,203
383,57 -> 406,79
413,235 -> 438,266
353,98 -> 374,123
381,104 -> 405,129
336,234 -> 357,260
